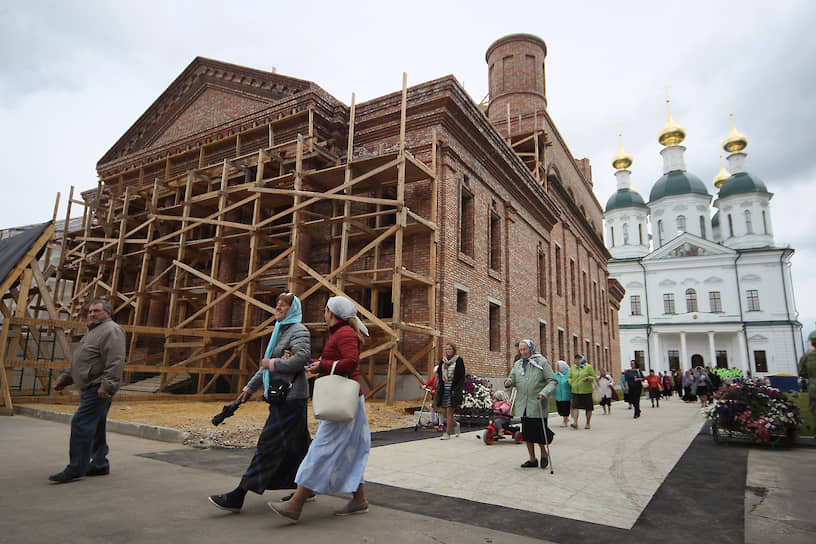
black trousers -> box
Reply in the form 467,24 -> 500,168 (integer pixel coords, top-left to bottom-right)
629,384 -> 643,417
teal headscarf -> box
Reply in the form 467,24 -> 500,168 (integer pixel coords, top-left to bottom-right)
262,295 -> 302,399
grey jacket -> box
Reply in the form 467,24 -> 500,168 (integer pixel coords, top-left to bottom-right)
56,318 -> 127,394
245,323 -> 311,400
506,354 -> 557,419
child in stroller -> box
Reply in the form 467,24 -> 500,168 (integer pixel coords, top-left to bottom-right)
482,390 -> 523,445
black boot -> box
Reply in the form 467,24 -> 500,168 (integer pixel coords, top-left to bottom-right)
209,486 -> 247,513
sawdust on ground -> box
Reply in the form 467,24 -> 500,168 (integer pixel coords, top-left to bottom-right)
25,399 -> 424,448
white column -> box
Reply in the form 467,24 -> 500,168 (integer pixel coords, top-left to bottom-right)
680,332 -> 688,372
737,329 -> 749,373
708,331 -> 716,369
651,331 -> 661,372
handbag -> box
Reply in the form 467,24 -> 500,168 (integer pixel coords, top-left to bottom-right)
610,387 -> 619,401
591,381 -> 602,403
266,376 -> 293,405
312,360 -> 360,421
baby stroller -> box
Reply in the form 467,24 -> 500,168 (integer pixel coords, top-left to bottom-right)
482,389 -> 523,445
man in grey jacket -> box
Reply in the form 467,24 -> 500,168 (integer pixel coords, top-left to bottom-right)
49,300 -> 126,483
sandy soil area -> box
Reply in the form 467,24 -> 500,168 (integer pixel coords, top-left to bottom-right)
24,398 -> 423,448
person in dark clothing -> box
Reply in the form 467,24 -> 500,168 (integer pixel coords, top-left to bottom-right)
209,293 -> 311,512
623,360 -> 646,419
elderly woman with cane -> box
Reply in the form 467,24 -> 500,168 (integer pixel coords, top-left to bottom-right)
504,340 -> 557,469
269,295 -> 370,523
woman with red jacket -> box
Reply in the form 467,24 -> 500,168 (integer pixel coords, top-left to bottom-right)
269,296 -> 370,523
645,369 -> 662,408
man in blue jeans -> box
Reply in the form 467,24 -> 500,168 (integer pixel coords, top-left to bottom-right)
49,300 -> 126,483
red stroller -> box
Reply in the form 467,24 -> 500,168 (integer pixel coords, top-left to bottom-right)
482,389 -> 523,445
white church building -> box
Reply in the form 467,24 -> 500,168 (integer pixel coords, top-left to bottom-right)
603,105 -> 803,376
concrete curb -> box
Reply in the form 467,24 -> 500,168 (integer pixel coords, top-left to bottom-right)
13,405 -> 190,444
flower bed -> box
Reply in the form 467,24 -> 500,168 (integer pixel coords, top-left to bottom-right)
703,380 -> 801,447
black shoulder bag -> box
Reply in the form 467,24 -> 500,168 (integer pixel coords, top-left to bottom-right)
266,375 -> 293,404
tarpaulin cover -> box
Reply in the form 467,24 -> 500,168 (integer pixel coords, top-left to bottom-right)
0,222 -> 51,289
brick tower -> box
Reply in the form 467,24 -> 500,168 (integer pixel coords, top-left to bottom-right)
485,33 -> 548,139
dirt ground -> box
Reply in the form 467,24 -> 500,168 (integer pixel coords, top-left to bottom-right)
24,398 -> 423,448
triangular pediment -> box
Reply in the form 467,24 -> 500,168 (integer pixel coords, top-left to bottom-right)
644,232 -> 735,261
148,86 -> 269,149
98,57 -> 316,167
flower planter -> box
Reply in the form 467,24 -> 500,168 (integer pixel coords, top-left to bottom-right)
704,380 -> 801,448
710,418 -> 796,448
455,407 -> 491,427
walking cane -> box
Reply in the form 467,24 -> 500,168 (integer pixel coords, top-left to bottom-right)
538,398 -> 554,474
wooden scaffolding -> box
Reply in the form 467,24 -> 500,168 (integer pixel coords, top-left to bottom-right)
1,76 -> 439,406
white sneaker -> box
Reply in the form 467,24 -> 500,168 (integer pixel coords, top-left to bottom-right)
440,433 -> 450,440
454,422 -> 461,437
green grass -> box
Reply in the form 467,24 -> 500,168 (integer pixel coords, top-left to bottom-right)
788,392 -> 815,437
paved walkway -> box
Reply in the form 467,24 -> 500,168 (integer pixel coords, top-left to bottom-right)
1,398 -> 815,543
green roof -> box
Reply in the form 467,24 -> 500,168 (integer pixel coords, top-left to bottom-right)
718,172 -> 769,198
605,188 -> 648,212
649,170 -> 709,202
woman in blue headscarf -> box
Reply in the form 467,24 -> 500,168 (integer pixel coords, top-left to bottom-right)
504,340 -> 557,469
209,292 -> 312,513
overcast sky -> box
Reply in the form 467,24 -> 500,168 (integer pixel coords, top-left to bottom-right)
1,0 -> 814,341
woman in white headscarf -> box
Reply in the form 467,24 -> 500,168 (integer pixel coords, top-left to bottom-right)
269,296 -> 370,523
554,360 -> 572,427
504,340 -> 557,469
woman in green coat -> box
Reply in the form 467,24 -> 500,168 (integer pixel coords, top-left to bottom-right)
568,354 -> 596,429
504,340 -> 557,469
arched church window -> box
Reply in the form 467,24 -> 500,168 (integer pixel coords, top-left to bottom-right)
762,210 -> 768,234
638,224 -> 644,245
609,226 -> 615,247
699,216 -> 706,239
745,210 -> 753,234
685,288 -> 698,313
676,215 -> 686,233
728,214 -> 734,237
657,220 -> 664,246
623,224 -> 629,245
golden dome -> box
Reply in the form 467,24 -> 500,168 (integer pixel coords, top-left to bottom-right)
612,131 -> 633,170
713,155 -> 731,189
722,112 -> 748,153
657,99 -> 686,147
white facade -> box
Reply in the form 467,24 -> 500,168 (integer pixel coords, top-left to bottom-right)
612,234 -> 802,376
604,122 -> 802,376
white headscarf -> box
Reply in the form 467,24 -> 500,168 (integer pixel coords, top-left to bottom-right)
326,296 -> 369,336
557,360 -> 569,373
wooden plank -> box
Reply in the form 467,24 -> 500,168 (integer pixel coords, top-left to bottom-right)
297,261 -> 398,339
29,261 -> 73,363
172,260 -> 276,315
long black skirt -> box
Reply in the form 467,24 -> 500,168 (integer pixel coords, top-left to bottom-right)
239,398 -> 311,494
521,416 -> 555,445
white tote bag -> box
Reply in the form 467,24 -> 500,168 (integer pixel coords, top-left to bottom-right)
312,360 -> 360,421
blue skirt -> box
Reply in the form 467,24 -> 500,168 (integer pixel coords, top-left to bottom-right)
295,395 -> 370,494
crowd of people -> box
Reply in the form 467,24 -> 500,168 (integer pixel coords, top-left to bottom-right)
54,289 -> 800,526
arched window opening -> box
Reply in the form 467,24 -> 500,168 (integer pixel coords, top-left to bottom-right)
686,288 -> 698,313
623,223 -> 630,245
699,216 -> 706,239
745,210 -> 753,234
